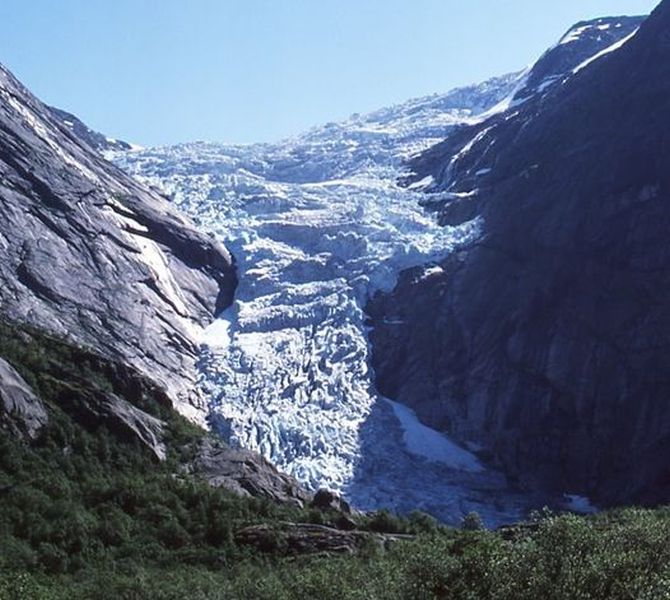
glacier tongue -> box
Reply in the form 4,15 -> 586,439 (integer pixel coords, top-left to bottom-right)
195,175 -> 483,494
113,72 -> 541,525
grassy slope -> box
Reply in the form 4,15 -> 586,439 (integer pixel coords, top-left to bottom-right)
1,320 -> 669,599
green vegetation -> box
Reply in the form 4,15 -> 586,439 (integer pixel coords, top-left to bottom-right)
0,321 -> 309,575
1,320 -> 670,599
2,508 -> 670,599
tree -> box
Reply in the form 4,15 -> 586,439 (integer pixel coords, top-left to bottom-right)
461,511 -> 484,531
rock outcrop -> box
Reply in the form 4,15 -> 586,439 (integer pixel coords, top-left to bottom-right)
311,489 -> 352,514
235,522 -> 410,556
55,381 -> 168,460
189,437 -> 310,507
0,62 -> 236,422
370,2 -> 670,507
0,357 -> 47,439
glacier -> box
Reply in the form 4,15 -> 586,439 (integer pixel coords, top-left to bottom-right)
113,30 -> 619,522
113,73 -> 540,526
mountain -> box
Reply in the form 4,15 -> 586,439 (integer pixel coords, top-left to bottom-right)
0,62 -> 237,422
370,3 -> 670,508
402,15 -> 644,220
0,54 -> 349,590
514,16 -> 645,102
112,15 -> 642,524
5,6 -> 670,598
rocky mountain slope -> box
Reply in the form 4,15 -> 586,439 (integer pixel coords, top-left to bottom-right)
0,60 -> 313,507
371,3 -> 670,508
0,62 -> 236,422
112,15 -> 641,524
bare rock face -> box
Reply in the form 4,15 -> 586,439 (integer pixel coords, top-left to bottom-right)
0,62 -> 236,422
0,66 -> 314,507
371,2 -> 670,507
311,489 -> 352,514
190,437 -> 310,507
55,381 -> 167,460
0,357 -> 47,438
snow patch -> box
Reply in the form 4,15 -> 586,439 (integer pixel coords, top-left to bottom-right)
560,25 -> 593,45
418,264 -> 444,280
407,175 -> 435,190
201,310 -> 234,349
385,399 -> 484,472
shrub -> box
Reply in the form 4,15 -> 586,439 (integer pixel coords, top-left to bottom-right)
461,511 -> 485,531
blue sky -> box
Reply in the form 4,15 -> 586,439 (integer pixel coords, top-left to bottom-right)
0,0 -> 658,146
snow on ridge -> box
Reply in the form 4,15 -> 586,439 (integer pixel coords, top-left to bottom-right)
559,17 -> 634,46
572,28 -> 639,74
560,24 -> 594,45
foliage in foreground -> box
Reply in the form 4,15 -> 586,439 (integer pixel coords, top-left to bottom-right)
2,508 -> 670,600
1,319 -> 670,599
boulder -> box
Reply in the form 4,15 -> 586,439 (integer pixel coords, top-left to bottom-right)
190,437 -> 310,507
311,488 -> 352,514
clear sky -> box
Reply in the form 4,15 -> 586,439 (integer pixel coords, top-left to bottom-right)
0,0 -> 659,146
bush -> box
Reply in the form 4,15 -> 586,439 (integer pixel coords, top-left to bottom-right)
461,511 -> 485,531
